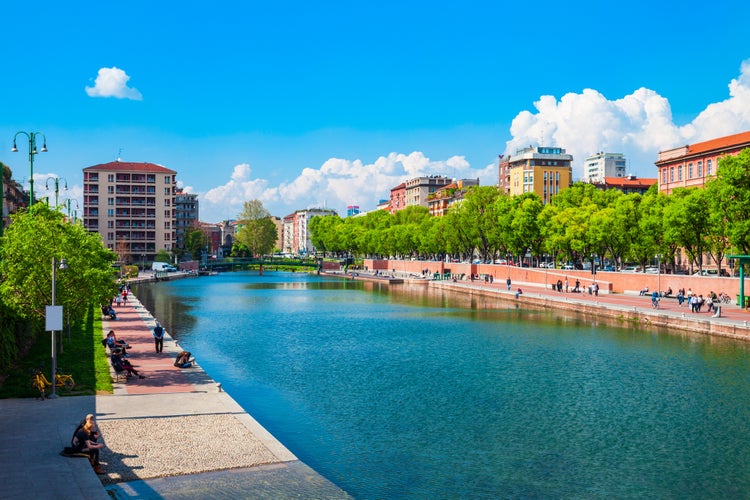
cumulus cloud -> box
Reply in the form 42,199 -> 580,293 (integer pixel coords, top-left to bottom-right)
200,152 -> 492,222
505,58 -> 750,179
199,58 -> 750,222
85,67 -> 142,100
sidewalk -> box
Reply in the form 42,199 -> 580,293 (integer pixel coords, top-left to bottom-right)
0,294 -> 350,500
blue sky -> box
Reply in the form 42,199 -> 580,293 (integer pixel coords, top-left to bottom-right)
2,0 -> 750,222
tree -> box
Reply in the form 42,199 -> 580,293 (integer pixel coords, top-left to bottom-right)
713,148 -> 750,254
234,200 -> 278,257
182,227 -> 208,261
0,204 -> 117,323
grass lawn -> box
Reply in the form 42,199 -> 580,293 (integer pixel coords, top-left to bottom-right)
0,305 -> 113,398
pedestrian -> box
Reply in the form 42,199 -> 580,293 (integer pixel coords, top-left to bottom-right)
506,277 -> 511,291
153,321 -> 165,353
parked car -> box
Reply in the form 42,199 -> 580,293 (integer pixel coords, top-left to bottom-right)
645,267 -> 659,274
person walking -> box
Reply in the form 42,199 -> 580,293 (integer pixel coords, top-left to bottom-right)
153,322 -> 165,353
506,277 -> 511,291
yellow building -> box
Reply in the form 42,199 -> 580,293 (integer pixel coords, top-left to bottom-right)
507,146 -> 573,203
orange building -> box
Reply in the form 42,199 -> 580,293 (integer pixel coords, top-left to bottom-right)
656,130 -> 750,194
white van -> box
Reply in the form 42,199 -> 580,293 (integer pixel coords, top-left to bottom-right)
152,262 -> 177,272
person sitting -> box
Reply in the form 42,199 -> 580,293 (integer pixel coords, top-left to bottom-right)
71,414 -> 105,474
111,349 -> 146,379
174,351 -> 194,368
105,330 -> 130,354
639,286 -> 649,296
101,305 -> 117,320
663,287 -> 673,298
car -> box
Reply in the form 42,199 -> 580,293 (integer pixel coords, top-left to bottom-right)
645,267 -> 659,274
561,264 -> 574,270
602,265 -> 615,272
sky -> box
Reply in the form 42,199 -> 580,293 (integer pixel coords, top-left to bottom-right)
2,1 -> 750,223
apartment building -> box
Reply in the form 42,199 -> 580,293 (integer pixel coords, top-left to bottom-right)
507,146 -> 573,204
583,152 -> 627,183
174,188 -> 199,250
281,208 -> 337,255
83,161 -> 176,262
656,130 -> 750,194
404,175 -> 453,208
427,178 -> 480,217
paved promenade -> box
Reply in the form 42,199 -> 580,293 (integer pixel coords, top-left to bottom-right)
0,294 -> 350,500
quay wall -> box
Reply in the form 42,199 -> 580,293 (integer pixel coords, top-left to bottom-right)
429,280 -> 750,342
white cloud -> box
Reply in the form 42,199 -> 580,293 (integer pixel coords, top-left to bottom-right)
198,58 -> 750,223
505,58 -> 750,179
199,152 -> 494,222
85,67 -> 142,100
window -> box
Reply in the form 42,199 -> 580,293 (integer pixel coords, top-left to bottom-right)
107,221 -> 114,228
670,167 -> 674,181
697,161 -> 703,177
164,176 -> 171,184
707,159 -> 712,176
107,232 -> 114,241
164,187 -> 171,195
107,209 -> 114,216
164,222 -> 171,229
108,198 -> 114,205
688,163 -> 693,179
662,168 -> 667,183
108,174 -> 114,182
107,186 -> 114,194
164,210 -> 171,218
678,165 -> 683,181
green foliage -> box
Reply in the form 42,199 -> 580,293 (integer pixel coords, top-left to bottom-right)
155,249 -> 171,263
235,200 -> 278,257
0,204 -> 118,323
122,265 -> 139,278
183,227 -> 208,260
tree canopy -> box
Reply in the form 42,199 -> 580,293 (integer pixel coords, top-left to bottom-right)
234,200 -> 278,257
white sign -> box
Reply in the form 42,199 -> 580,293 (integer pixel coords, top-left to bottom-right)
45,305 -> 63,331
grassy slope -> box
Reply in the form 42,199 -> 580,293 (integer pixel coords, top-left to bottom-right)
0,305 -> 113,398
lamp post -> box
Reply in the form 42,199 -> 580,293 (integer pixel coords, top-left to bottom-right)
11,131 -> 47,207
46,257 -> 67,399
46,177 -> 67,210
66,199 -> 79,221
657,254 -> 662,296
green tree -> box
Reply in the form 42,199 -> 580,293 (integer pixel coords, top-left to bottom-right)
713,148 -> 750,254
0,204 -> 117,323
182,227 -> 208,260
235,200 -> 278,257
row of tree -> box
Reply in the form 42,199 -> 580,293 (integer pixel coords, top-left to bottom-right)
310,149 -> 750,274
0,204 -> 117,371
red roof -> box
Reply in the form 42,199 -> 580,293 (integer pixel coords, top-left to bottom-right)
83,161 -> 176,174
686,131 -> 750,155
603,177 -> 657,188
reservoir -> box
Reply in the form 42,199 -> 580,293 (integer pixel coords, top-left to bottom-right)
134,271 -> 750,499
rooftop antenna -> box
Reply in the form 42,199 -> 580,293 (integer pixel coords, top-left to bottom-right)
116,148 -> 123,162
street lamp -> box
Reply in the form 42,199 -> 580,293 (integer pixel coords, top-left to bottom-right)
656,254 -> 662,296
66,199 -> 79,221
46,257 -> 68,399
11,131 -> 47,207
46,177 -> 68,210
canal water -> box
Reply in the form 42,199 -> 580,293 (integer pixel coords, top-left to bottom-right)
134,272 -> 750,499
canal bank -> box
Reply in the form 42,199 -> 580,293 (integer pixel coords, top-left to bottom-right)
328,269 -> 750,342
0,292 -> 350,500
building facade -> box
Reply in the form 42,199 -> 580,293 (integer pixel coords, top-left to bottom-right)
281,208 -> 337,255
404,175 -> 453,208
1,164 -> 32,233
507,146 -> 573,204
656,130 -> 750,194
583,152 -> 627,183
388,183 -> 406,214
427,178 -> 480,217
174,188 -> 199,251
83,161 -> 176,263
498,155 -> 511,194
